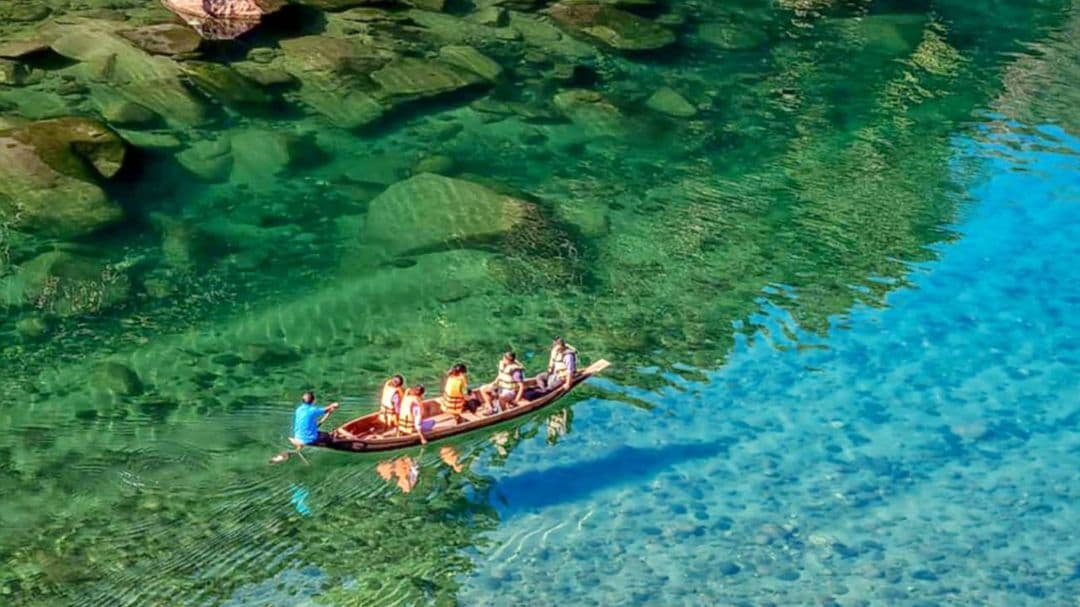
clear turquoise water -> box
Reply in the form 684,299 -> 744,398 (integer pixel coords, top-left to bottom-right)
457,125 -> 1080,606
1,1 -> 1079,606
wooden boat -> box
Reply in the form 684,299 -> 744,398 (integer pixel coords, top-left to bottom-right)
324,359 -> 610,453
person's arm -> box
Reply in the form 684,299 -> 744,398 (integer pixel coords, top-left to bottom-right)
318,402 -> 340,425
563,353 -> 576,390
513,370 -> 524,403
415,404 -> 428,444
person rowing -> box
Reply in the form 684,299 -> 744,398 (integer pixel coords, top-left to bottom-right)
288,391 -> 339,453
480,351 -> 525,415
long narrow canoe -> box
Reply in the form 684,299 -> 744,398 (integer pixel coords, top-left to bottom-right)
323,359 -> 610,453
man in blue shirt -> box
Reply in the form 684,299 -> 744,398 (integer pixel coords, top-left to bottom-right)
289,391 -> 340,450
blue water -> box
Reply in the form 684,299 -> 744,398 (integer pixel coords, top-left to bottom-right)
458,124 -> 1080,605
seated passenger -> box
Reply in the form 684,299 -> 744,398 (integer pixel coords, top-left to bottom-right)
481,351 -> 525,414
442,363 -> 471,424
379,375 -> 405,430
397,385 -> 429,445
539,336 -> 577,392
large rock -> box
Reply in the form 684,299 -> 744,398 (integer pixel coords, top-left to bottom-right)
0,118 -> 126,238
279,35 -> 395,128
176,137 -> 233,182
552,89 -> 629,138
438,45 -> 503,81
48,22 -> 211,127
162,0 -> 284,40
119,23 -> 203,55
363,173 -> 529,256
371,57 -> 486,105
1,250 -> 131,316
548,2 -> 675,51
0,38 -> 50,59
646,86 -> 697,118
179,61 -> 272,107
230,128 -> 323,184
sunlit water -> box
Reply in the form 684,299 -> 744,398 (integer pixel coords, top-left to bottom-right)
1,1 -> 1079,606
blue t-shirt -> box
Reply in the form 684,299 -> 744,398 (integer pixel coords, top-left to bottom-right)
292,403 -> 327,445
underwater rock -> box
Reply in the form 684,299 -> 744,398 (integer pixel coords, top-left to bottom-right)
438,45 -> 503,81
0,59 -> 30,86
15,315 -> 49,340
99,99 -> 158,126
548,2 -> 676,51
231,60 -> 296,86
469,6 -> 509,27
48,21 -> 212,127
162,0 -> 284,40
694,22 -> 768,51
279,35 -> 395,128
119,23 -> 203,56
371,57 -> 487,105
0,117 -> 126,239
179,61 -> 272,107
150,213 -> 201,270
646,86 -> 697,118
0,2 -> 51,23
230,128 -> 322,180
242,342 -> 301,366
116,129 -> 183,150
0,38 -> 50,59
176,137 -> 233,182
95,361 -> 144,396
2,251 -> 131,316
412,154 -> 456,175
364,173 -> 529,256
552,89 -> 629,138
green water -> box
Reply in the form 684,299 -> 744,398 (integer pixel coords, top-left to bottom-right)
1,1 -> 1078,605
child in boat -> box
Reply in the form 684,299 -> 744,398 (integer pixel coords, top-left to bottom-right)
397,385 -> 432,444
442,363 -> 471,424
379,375 -> 405,431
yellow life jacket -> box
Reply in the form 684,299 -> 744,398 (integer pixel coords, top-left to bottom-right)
496,360 -> 525,390
398,393 -> 423,433
442,371 -> 468,403
381,382 -> 404,412
549,344 -> 577,376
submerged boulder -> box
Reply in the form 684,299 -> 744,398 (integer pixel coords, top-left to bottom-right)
119,23 -> 203,55
548,2 -> 676,51
438,45 -> 503,81
176,137 -> 233,182
1,250 -> 131,316
552,89 -> 629,138
646,86 -> 697,118
371,57 -> 487,105
363,173 -> 530,256
47,22 -> 212,127
0,117 -> 126,238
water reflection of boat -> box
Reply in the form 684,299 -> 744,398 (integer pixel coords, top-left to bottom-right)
328,360 -> 610,454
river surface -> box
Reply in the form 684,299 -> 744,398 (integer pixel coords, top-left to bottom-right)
1,1 -> 1078,606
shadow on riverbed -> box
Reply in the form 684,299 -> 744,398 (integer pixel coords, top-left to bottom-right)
491,438 -> 734,514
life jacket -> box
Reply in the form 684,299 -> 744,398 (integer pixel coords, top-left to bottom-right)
398,392 -> 423,433
496,360 -> 525,390
381,381 -> 404,413
549,344 -> 577,376
443,374 -> 469,414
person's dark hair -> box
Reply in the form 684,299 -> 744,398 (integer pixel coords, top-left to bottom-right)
450,363 -> 467,375
503,351 -> 516,362
390,375 -> 404,386
553,336 -> 565,348
413,384 -> 426,396
302,391 -> 315,403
